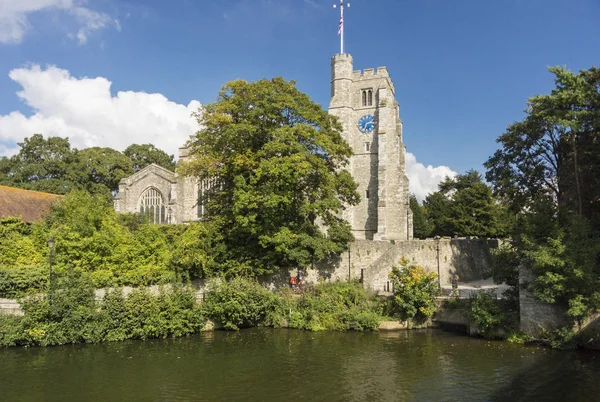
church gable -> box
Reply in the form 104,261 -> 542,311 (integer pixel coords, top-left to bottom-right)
114,164 -> 177,218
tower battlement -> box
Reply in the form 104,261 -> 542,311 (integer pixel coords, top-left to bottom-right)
352,67 -> 389,79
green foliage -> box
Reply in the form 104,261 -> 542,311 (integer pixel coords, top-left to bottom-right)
0,265 -> 49,298
0,134 -> 172,196
423,170 -> 509,238
74,147 -> 134,196
0,273 -> 205,347
469,291 -> 505,337
506,331 -> 532,345
286,281 -> 383,331
202,277 -> 281,330
180,77 -> 359,275
485,66 -> 600,328
409,194 -> 433,238
0,191 -> 231,293
124,143 -> 176,172
388,258 -> 439,323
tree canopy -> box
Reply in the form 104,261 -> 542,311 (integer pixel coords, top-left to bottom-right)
485,66 -> 600,325
416,170 -> 508,238
124,143 -> 176,172
180,77 -> 359,276
0,136 -> 174,197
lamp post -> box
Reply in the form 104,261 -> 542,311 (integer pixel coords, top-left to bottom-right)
47,236 -> 55,293
434,236 -> 441,289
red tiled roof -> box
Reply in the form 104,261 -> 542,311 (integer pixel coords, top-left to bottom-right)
0,185 -> 62,223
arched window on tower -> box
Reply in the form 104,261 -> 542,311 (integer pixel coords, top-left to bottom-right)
139,187 -> 165,224
368,90 -> 373,106
362,90 -> 367,107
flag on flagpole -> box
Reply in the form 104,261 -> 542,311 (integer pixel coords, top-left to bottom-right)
338,15 -> 343,35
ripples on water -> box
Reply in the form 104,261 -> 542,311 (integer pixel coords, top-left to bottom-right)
1,328 -> 599,402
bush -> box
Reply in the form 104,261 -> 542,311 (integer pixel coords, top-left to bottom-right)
202,277 -> 280,330
469,290 -> 505,337
0,272 -> 205,347
388,258 -> 439,323
286,281 -> 383,331
0,265 -> 49,298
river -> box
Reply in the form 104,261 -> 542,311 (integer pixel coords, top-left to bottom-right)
1,328 -> 599,401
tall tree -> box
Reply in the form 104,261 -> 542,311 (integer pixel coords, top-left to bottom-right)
424,170 -> 507,238
124,143 -> 176,172
409,194 -> 433,238
485,66 -> 600,325
74,147 -> 134,196
180,77 -> 359,276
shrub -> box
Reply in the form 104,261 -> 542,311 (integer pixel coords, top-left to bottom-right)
287,281 -> 383,331
0,265 -> 49,298
388,258 -> 439,323
202,277 -> 280,330
469,290 -> 504,336
0,272 -> 205,347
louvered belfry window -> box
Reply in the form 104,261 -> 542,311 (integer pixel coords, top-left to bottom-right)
139,187 -> 165,224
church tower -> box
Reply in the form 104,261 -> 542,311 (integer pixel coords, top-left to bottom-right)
328,1 -> 412,241
329,54 -> 413,240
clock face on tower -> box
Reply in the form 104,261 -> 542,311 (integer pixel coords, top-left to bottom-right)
358,114 -> 375,134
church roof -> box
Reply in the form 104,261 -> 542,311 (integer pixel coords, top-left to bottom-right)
0,185 -> 62,223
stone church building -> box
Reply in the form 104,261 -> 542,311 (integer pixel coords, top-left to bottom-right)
114,52 -> 413,241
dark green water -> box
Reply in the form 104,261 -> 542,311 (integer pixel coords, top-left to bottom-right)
1,329 -> 599,402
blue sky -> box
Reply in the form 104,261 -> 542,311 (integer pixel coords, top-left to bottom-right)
1,0 -> 599,198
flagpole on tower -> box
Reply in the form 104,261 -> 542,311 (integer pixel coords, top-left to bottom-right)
334,0 -> 350,54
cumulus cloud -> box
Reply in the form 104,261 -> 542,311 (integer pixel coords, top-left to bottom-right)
0,65 -> 201,157
406,152 -> 457,202
0,0 -> 119,44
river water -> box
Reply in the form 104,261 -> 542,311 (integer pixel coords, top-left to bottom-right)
1,328 -> 599,402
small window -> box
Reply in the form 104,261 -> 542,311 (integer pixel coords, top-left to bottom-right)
368,90 -> 373,106
365,142 -> 370,152
362,91 -> 367,107
366,190 -> 370,199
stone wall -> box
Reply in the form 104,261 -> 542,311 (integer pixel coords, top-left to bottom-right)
519,266 -> 569,337
305,238 -> 498,292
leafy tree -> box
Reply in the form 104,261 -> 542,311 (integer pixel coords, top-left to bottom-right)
388,258 -> 439,323
409,194 -> 433,238
423,170 -> 508,238
74,147 -> 134,196
180,77 -> 359,275
0,134 -> 78,194
485,66 -> 600,326
124,143 -> 176,172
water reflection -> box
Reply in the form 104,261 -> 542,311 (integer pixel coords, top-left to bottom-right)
0,329 -> 599,401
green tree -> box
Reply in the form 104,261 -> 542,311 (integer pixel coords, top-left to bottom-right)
124,143 -> 176,172
485,66 -> 600,327
180,77 -> 359,276
0,134 -> 77,194
409,194 -> 433,238
73,147 -> 134,196
424,170 -> 507,238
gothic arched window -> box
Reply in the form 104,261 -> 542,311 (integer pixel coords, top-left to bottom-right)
368,90 -> 373,106
139,187 -> 165,224
362,91 -> 367,106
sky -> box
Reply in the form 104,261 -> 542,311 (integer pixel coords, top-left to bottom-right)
0,0 -> 599,200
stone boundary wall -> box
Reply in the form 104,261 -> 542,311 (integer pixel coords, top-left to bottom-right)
304,238 -> 499,293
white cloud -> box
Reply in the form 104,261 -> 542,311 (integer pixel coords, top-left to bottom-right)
0,0 -> 118,44
0,65 -> 201,157
406,152 -> 457,202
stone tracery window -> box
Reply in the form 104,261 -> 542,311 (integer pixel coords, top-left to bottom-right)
139,187 -> 165,224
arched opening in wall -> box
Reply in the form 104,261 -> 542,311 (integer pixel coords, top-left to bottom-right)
197,178 -> 218,219
138,187 -> 166,224
362,90 -> 367,107
368,90 -> 373,106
